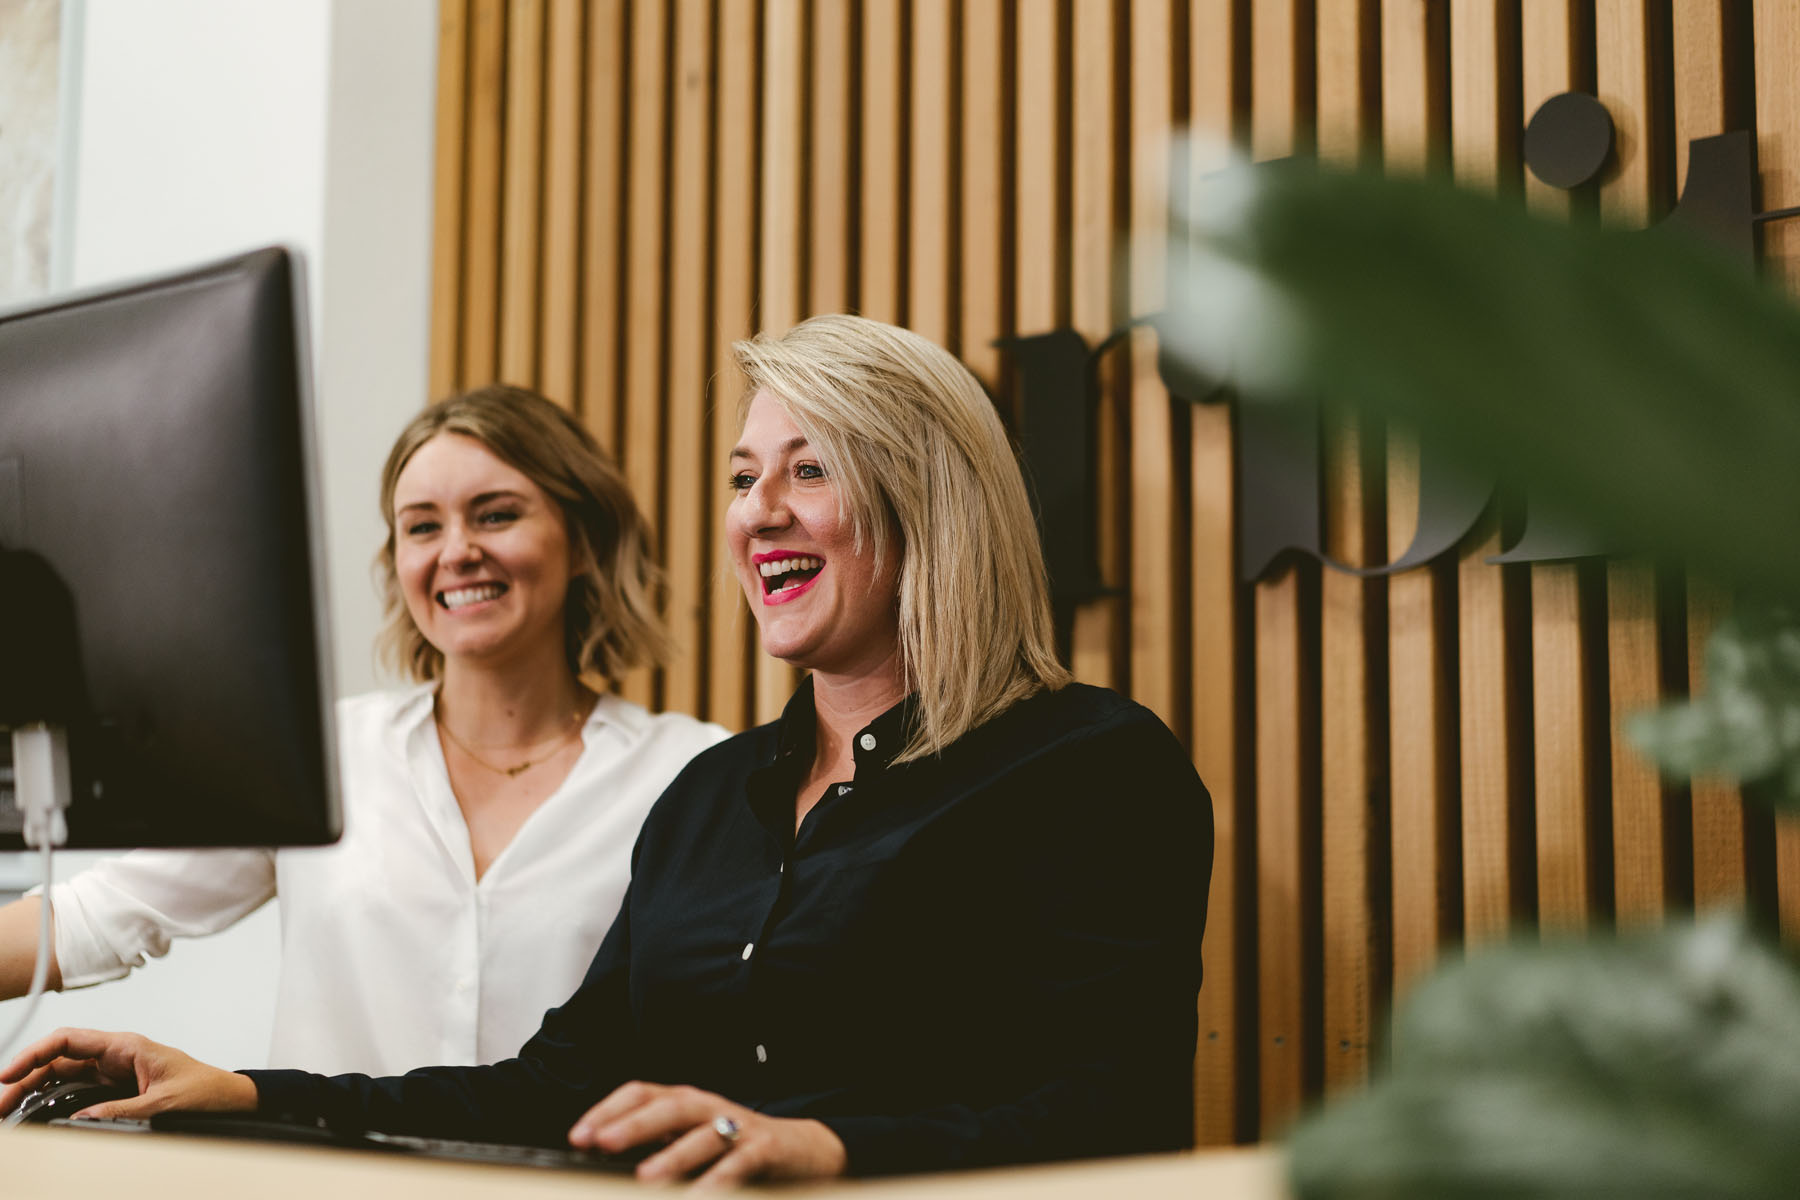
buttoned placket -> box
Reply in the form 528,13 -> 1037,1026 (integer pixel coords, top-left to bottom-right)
737,698 -> 909,1083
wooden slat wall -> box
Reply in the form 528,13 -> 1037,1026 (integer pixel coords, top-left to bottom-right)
428,0 -> 1800,1145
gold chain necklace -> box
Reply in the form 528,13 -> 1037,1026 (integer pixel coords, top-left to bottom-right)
435,703 -> 584,779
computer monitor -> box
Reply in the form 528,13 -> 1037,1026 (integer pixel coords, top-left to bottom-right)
0,247 -> 340,850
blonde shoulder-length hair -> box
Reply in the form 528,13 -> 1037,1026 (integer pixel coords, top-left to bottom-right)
733,314 -> 1071,761
375,384 -> 671,684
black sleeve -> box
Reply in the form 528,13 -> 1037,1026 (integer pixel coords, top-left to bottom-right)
244,885 -> 641,1146
820,711 -> 1213,1176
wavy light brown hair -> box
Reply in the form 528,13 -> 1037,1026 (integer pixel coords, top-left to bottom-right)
375,385 -> 670,684
733,315 -> 1071,761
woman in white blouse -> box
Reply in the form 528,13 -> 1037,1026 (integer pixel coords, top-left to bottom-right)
0,386 -> 725,1074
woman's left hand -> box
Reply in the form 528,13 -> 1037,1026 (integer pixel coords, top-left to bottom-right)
568,1081 -> 847,1187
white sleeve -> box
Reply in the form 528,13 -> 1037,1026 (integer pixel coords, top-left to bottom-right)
41,848 -> 278,988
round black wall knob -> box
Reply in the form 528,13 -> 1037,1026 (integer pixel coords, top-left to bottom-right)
1525,92 -> 1615,190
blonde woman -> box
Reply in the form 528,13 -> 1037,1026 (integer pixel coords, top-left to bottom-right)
0,386 -> 725,1074
3,320 -> 1211,1183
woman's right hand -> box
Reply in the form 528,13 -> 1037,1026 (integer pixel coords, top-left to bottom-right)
0,1027 -> 257,1120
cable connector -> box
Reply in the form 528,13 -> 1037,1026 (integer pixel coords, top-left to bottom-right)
12,724 -> 71,849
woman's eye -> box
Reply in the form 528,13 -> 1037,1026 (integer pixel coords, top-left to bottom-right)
727,472 -> 756,492
479,509 -> 520,526
795,463 -> 826,481
405,520 -> 440,537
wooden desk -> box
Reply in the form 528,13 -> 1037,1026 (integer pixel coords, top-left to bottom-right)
4,1124 -> 1288,1199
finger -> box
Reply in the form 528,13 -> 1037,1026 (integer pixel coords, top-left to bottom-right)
1,1028 -> 124,1081
593,1090 -> 713,1154
41,1056 -> 105,1083
693,1136 -> 768,1190
0,1061 -> 66,1110
72,1092 -> 162,1122
635,1119 -> 735,1184
568,1081 -> 663,1146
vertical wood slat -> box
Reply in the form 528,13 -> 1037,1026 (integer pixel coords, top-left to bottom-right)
1598,1 -> 1678,928
1186,0 -> 1244,1147
1520,0 -> 1595,956
460,0 -> 507,387
1130,0 -> 1183,731
960,0 -> 1008,390
660,0 -> 716,718
1068,0 -> 1120,694
537,0 -> 585,407
705,0 -> 761,734
1752,0 -> 1800,942
909,0 -> 957,349
578,0 -> 627,448
1316,0 -> 1382,1101
860,0 -> 907,324
1449,0 -> 1530,943
1516,0 -> 1599,955
1250,0 -> 1316,1139
498,0 -> 546,385
1686,582 -> 1747,905
1380,0 -> 1456,998
811,0 -> 854,317
1673,2 -> 1748,909
753,0 -> 806,724
429,0 -> 470,399
618,0 -> 673,708
1015,0 -> 1064,351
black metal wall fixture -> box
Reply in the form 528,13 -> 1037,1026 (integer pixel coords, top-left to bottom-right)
1011,90 -> 1800,617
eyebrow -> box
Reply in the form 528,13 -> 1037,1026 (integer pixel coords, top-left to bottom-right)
729,435 -> 811,461
396,489 -> 529,515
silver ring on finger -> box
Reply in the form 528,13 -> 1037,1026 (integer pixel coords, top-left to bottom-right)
712,1114 -> 742,1145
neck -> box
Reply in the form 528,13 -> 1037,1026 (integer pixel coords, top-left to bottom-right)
436,651 -> 589,746
809,649 -> 907,768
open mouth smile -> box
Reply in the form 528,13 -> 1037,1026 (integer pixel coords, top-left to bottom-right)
755,553 -> 825,605
438,582 -> 508,610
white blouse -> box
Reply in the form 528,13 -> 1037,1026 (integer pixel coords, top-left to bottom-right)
45,686 -> 727,1076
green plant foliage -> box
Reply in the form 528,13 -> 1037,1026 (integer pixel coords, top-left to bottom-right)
1627,600 -> 1800,809
1288,917 -> 1800,1199
1161,163 -> 1800,1195
1163,161 -> 1800,601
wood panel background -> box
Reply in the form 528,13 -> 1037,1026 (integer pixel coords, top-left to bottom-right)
426,0 -> 1798,1145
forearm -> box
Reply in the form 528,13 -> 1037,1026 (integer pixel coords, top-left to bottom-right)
0,896 -> 62,998
244,1057 -> 595,1145
817,1051 -> 1195,1177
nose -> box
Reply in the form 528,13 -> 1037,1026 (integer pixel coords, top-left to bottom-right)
439,518 -> 482,568
735,474 -> 792,537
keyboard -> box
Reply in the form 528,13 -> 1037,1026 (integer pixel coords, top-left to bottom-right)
362,1130 -> 641,1172
47,1113 -> 642,1174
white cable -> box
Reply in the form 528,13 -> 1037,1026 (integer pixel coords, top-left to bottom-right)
0,839 -> 56,1063
1,725 -> 70,1064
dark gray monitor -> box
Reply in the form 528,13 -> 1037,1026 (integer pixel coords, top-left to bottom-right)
0,247 -> 340,849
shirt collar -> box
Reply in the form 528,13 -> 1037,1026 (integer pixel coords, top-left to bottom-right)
767,675 -> 920,775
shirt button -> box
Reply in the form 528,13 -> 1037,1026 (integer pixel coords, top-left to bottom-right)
755,1044 -> 769,1064
859,733 -> 876,751
741,942 -> 755,961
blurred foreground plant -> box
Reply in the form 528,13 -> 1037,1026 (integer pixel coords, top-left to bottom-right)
1164,161 -> 1800,801
1161,162 -> 1800,1195
1287,917 -> 1800,1199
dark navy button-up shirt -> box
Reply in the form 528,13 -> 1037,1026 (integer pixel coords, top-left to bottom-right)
247,679 -> 1213,1176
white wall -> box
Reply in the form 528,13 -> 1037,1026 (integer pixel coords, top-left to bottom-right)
0,0 -> 437,1068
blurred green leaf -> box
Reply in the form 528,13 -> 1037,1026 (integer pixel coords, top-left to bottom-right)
1166,162 -> 1800,600
1288,917 -> 1800,1199
1627,600 -> 1800,809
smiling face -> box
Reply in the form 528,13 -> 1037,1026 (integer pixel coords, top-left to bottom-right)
391,432 -> 576,672
727,391 -> 901,680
